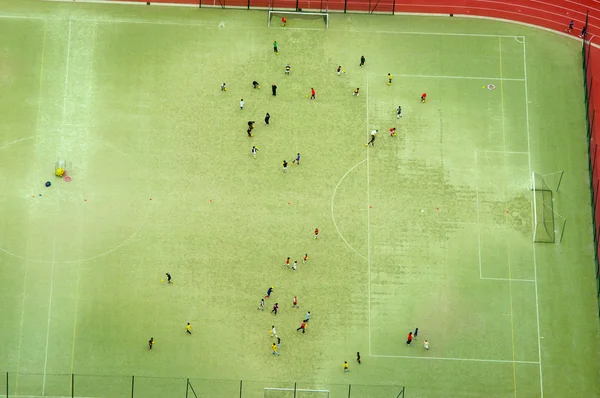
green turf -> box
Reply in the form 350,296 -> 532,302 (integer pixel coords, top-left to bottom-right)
0,1 -> 599,397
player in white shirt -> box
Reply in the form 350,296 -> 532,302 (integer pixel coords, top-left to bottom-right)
252,146 -> 259,158
240,99 -> 244,110
423,340 -> 429,350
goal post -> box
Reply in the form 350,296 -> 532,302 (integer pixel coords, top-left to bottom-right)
531,171 -> 566,243
264,387 -> 330,397
268,10 -> 329,28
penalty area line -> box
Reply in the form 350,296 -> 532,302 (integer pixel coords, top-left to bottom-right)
371,354 -> 539,364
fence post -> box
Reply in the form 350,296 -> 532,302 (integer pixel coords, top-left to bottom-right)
247,0 -> 250,10
392,0 -> 395,14
239,380 -> 243,398
343,0 -> 347,13
131,375 -> 135,398
71,374 -> 74,398
198,0 -> 201,7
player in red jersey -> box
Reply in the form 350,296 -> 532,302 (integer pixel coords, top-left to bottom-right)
284,257 -> 290,267
281,17 -> 287,27
314,228 -> 319,239
421,93 -> 427,103
310,88 -> 316,100
389,127 -> 397,137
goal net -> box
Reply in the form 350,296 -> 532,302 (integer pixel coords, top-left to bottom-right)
268,10 -> 329,29
264,387 -> 330,397
531,171 -> 566,243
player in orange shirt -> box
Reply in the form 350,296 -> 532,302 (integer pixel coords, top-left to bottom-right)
303,253 -> 308,263
292,296 -> 299,308
389,127 -> 397,137
310,88 -> 316,100
281,17 -> 287,27
314,228 -> 319,239
284,257 -> 290,267
421,93 -> 427,103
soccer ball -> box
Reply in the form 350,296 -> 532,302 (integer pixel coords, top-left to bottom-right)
387,82 -> 391,86
306,94 -> 309,98
257,86 -> 261,89
224,88 -> 227,91
342,70 -> 346,73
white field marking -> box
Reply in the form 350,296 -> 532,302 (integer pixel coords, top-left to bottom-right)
62,19 -> 72,125
330,159 -> 368,261
371,354 -> 539,364
385,73 -> 524,81
482,150 -> 528,155
346,28 -> 523,39
514,36 -> 524,44
475,151 -> 483,279
523,36 -> 544,398
366,76 -> 372,356
41,237 -> 58,395
481,277 -> 535,282
270,26 -> 324,31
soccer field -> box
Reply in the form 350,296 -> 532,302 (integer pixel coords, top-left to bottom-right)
0,1 -> 599,397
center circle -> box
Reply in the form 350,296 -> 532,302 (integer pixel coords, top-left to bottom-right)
0,135 -> 150,263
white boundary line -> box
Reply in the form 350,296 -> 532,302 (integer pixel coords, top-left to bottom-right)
366,76 -> 372,356
475,151 -> 483,280
61,19 -> 72,125
372,354 -> 540,364
481,277 -> 535,282
330,159 -> 368,261
386,73 -> 524,81
523,36 -> 545,398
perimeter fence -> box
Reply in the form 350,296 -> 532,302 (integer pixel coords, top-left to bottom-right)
582,12 -> 600,314
0,372 -> 404,398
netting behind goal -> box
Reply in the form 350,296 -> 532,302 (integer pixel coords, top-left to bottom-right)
268,10 -> 329,28
531,172 -> 566,243
264,387 -> 330,397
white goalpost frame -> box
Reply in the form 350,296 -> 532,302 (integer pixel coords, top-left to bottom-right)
531,171 -> 566,243
267,10 -> 329,28
264,387 -> 330,397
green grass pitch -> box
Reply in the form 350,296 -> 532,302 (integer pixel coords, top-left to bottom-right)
0,1 -> 599,397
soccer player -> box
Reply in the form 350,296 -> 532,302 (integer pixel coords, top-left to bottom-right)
406,332 -> 413,345
314,228 -> 319,239
359,55 -> 365,67
281,17 -> 287,27
357,352 -> 361,364
292,153 -> 300,165
265,112 -> 271,125
220,82 -> 227,91
273,41 -> 279,54
265,286 -> 274,298
292,261 -> 297,272
396,105 -> 402,118
285,257 -> 290,267
272,84 -> 277,96
148,337 -> 154,350
353,88 -> 359,96
292,295 -> 299,308
423,339 -> 430,350
277,337 -> 281,349
258,298 -> 265,310
580,26 -> 587,38
282,160 -> 288,173
414,327 -> 419,339
247,128 -> 253,138
271,325 -> 277,337
272,342 -> 279,355
186,323 -> 192,334
240,99 -> 244,110
304,311 -> 311,322
252,81 -> 260,89
566,20 -> 574,33
387,73 -> 392,85
166,273 -> 172,284
337,66 -> 342,76
272,302 -> 279,315
389,127 -> 397,137
303,253 -> 308,263
296,321 -> 306,333
310,88 -> 316,100
248,121 -> 255,130
421,93 -> 427,103
285,64 -> 291,75
252,146 -> 259,158
343,361 -> 349,372
366,130 -> 377,146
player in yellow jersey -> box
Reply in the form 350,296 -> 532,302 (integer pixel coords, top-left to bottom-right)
186,323 -> 192,334
272,342 -> 279,355
343,361 -> 349,372
387,73 -> 392,85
